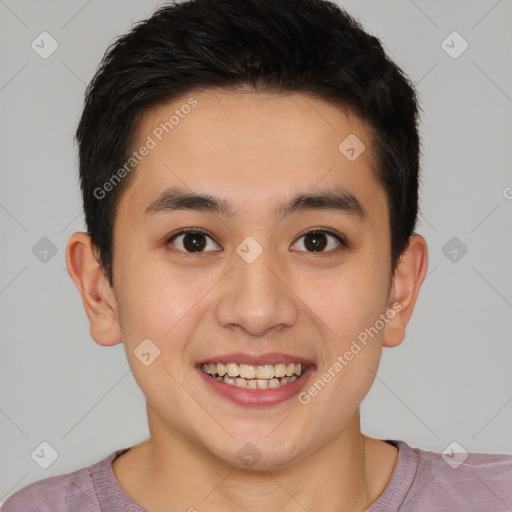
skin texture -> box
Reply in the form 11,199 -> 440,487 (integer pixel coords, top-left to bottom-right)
66,89 -> 428,512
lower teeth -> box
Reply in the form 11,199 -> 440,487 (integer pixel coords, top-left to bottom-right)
210,373 -> 301,389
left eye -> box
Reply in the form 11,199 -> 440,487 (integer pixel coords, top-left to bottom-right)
291,229 -> 344,253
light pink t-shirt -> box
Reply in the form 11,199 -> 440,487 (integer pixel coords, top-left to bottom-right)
2,440 -> 511,511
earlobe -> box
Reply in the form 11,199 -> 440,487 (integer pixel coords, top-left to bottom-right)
383,234 -> 428,348
65,231 -> 123,346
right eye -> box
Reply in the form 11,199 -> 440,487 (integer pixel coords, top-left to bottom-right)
167,229 -> 222,253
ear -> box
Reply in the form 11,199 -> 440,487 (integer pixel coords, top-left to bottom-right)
383,234 -> 428,348
65,231 -> 123,346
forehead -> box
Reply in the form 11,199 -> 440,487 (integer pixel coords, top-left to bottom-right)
118,89 -> 386,222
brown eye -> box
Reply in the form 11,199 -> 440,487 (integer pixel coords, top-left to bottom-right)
168,231 -> 220,253
292,229 -> 345,253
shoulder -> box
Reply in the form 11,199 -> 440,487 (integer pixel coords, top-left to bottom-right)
1,470 -> 90,512
400,441 -> 512,511
1,450 -> 121,512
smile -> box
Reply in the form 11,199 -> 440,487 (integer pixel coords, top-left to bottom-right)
201,362 -> 306,389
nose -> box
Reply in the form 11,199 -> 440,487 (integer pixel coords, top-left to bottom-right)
215,243 -> 299,337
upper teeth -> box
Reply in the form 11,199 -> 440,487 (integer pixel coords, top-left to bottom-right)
202,362 -> 303,379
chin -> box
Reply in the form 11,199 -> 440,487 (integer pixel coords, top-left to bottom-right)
206,431 -> 310,471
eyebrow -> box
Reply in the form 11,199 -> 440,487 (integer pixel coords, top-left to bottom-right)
143,185 -> 366,221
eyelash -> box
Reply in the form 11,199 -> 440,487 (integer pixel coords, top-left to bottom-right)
166,227 -> 347,254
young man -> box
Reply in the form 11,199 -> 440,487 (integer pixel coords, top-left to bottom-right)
3,0 -> 511,510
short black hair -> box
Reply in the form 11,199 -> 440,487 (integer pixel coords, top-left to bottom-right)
76,0 -> 422,287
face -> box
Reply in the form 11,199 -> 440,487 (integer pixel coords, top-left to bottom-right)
110,89 -> 395,469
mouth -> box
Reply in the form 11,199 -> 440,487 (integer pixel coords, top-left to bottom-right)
195,353 -> 316,406
200,362 -> 307,389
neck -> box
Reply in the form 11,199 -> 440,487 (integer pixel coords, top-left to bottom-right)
115,407 -> 390,512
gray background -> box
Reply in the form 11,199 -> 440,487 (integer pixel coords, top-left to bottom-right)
1,0 -> 511,502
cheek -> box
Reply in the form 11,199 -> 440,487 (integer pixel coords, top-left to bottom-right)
113,263 -> 197,409
297,259 -> 389,348
114,248 -> 190,337
113,253 -> 212,380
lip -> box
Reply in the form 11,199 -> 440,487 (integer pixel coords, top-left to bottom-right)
196,363 -> 316,407
195,352 -> 315,367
